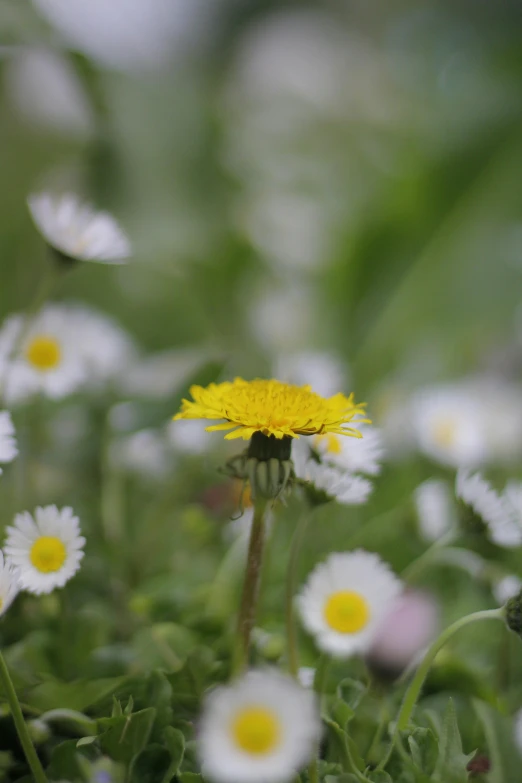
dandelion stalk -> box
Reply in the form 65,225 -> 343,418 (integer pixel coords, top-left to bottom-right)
379,607 -> 504,770
285,510 -> 311,677
233,498 -> 268,674
0,650 -> 48,783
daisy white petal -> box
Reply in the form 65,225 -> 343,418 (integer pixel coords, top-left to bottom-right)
198,669 -> 321,783
4,506 -> 85,595
312,424 -> 384,477
297,550 -> 403,658
0,411 -> 18,474
0,550 -> 20,617
28,192 -> 130,264
411,384 -> 487,468
493,575 -> 522,606
294,448 -> 372,506
414,479 -> 456,543
0,306 -> 86,404
456,470 -> 522,548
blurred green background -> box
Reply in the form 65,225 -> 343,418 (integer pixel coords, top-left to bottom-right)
1,1 -> 522,779
2,0 -> 522,393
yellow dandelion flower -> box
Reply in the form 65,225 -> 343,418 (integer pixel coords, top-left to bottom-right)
173,377 -> 368,441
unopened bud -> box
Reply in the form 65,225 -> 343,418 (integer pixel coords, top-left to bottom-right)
505,590 -> 522,636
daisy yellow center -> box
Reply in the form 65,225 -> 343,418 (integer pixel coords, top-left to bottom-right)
433,417 -> 457,448
231,706 -> 281,755
324,590 -> 370,633
0,598 -> 3,612
174,377 -> 368,441
315,433 -> 342,454
30,536 -> 66,573
25,335 -> 61,371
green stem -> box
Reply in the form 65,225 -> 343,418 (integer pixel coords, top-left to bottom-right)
232,499 -> 268,674
401,530 -> 456,582
473,699 -> 503,783
285,511 -> 311,677
308,655 -> 330,783
0,651 -> 48,783
379,607 -> 504,770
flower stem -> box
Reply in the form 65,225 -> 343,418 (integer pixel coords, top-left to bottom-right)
401,530 -> 456,583
285,511 -> 311,677
232,498 -> 268,674
379,607 -> 504,770
0,651 -> 48,783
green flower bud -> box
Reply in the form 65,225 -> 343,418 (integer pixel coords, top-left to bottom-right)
505,590 -> 522,636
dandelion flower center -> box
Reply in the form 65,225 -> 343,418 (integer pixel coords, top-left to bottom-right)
174,377 -> 368,441
25,335 -> 62,371
30,536 -> 66,573
324,590 -> 370,633
432,417 -> 457,448
231,706 -> 281,755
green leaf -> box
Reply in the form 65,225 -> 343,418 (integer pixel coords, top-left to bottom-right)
40,708 -> 97,736
76,736 -> 98,748
46,739 -> 86,781
408,727 -> 438,776
98,707 -> 157,764
145,671 -> 173,737
129,744 -> 171,783
179,773 -> 203,783
163,727 -> 185,773
324,776 -> 360,783
367,771 -> 393,783
25,676 -> 128,712
433,699 -> 474,783
337,678 -> 367,712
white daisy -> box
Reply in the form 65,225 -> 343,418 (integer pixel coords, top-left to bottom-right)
297,667 -> 315,689
4,506 -> 85,595
297,550 -> 403,658
413,479 -> 456,542
493,575 -> 522,606
456,470 -> 522,548
0,550 -> 20,617
109,429 -> 170,480
67,305 -> 136,387
167,418 -> 212,456
293,442 -> 372,506
411,384 -> 487,468
0,306 -> 86,404
30,0 -> 210,72
28,192 -> 130,264
311,424 -> 384,477
0,411 -> 18,474
198,669 -> 321,783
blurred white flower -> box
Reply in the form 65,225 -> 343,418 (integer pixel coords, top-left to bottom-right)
414,479 -> 456,542
68,305 -> 136,388
118,348 -> 210,400
5,47 -> 93,137
0,411 -> 18,474
31,0 -> 212,72
456,470 -> 522,548
367,590 -> 439,672
198,669 -> 320,783
294,453 -> 372,506
0,550 -> 20,617
109,429 -> 170,480
411,384 -> 487,468
237,190 -> 330,272
311,425 -> 383,477
298,550 -> 402,658
5,505 -> 85,595
28,192 -> 130,264
249,281 -> 317,354
273,351 -> 347,398
493,574 -> 522,606
297,667 -> 315,689
167,418 -> 212,456
0,306 -> 86,404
